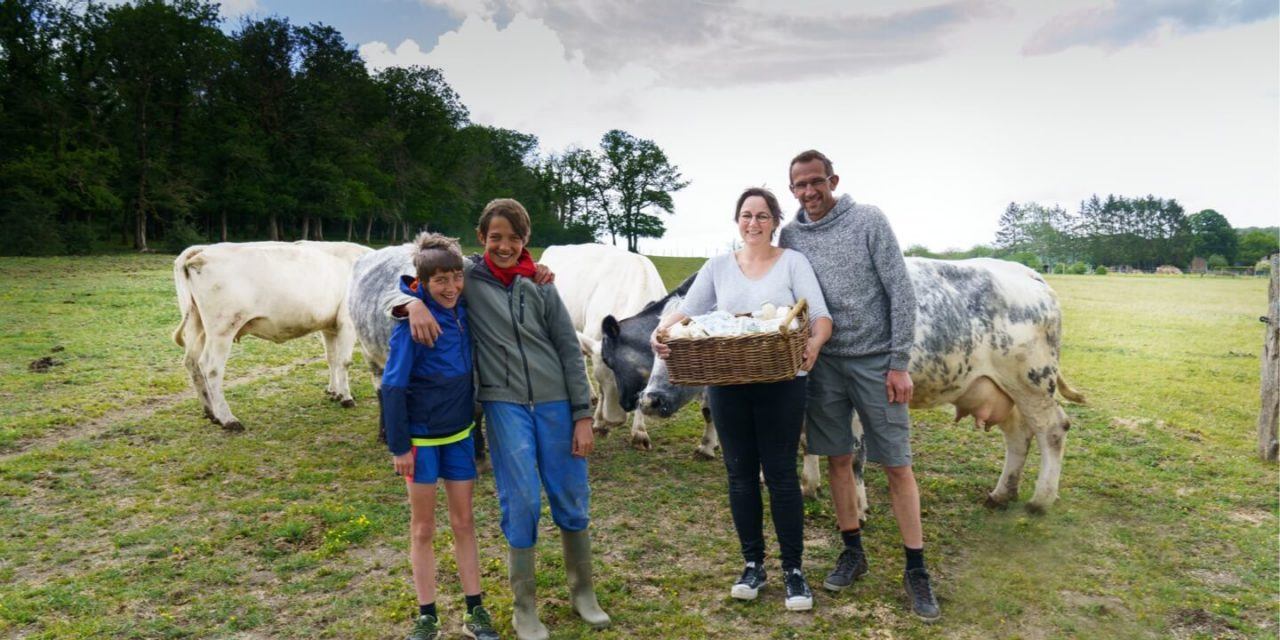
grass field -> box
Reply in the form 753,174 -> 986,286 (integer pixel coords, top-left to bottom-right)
0,253 -> 1275,639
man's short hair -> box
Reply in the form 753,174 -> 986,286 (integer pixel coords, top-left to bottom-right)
789,149 -> 834,178
412,232 -> 464,280
478,198 -> 532,240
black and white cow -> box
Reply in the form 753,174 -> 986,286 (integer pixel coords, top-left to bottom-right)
599,274 -> 720,459
602,257 -> 1085,512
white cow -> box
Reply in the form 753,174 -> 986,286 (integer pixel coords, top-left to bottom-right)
172,241 -> 372,431
524,244 -> 669,448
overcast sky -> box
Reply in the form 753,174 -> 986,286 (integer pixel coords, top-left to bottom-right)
227,0 -> 1278,256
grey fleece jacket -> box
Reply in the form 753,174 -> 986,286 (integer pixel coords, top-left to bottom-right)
778,194 -> 916,370
388,256 -> 593,421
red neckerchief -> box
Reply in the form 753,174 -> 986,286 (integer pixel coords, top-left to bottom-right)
484,249 -> 537,287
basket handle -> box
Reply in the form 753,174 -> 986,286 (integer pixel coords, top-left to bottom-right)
779,298 -> 808,336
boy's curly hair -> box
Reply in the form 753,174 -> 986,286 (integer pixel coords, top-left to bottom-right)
411,231 -> 464,280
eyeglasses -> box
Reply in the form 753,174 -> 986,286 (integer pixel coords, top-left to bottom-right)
790,177 -> 829,191
738,213 -> 774,224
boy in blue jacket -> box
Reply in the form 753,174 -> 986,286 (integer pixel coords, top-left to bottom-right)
382,232 -> 499,640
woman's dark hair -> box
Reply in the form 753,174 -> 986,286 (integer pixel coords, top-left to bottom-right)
734,187 -> 784,237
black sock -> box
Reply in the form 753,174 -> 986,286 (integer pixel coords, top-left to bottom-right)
465,593 -> 483,614
419,602 -> 437,619
904,546 -> 925,571
841,528 -> 863,550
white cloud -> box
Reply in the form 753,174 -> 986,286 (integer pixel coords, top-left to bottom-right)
1024,0 -> 1278,55
363,2 -> 1278,255
218,0 -> 259,18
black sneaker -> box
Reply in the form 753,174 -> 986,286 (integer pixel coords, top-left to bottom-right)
823,546 -> 868,592
407,614 -> 440,640
730,561 -> 767,600
783,568 -> 814,611
462,605 -> 500,640
903,568 -> 941,622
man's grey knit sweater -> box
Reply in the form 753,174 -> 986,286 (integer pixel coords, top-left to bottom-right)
779,194 -> 916,371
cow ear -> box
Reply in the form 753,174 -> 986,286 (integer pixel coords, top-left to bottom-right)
602,315 -> 620,338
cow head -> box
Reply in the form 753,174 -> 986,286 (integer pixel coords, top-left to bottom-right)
600,272 -> 703,419
600,313 -> 653,413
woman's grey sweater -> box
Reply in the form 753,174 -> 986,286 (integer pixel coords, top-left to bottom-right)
778,194 -> 916,371
677,249 -> 831,323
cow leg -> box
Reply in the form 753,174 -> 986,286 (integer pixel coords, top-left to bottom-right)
987,413 -> 1031,508
1026,408 -> 1069,513
629,411 -> 651,450
852,414 -> 868,524
799,416 -> 821,498
694,396 -> 718,460
321,326 -> 357,408
198,331 -> 242,431
180,315 -> 215,422
591,354 -> 625,435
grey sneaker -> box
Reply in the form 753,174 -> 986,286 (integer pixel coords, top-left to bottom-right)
462,605 -> 500,640
823,546 -> 868,591
903,568 -> 941,622
783,568 -> 814,611
730,561 -> 767,600
408,614 -> 440,640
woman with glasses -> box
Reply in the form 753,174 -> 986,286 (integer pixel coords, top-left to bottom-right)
650,187 -> 833,611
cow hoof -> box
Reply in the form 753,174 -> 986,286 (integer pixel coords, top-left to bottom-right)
593,425 -> 610,438
1024,501 -> 1049,515
203,408 -> 218,423
984,494 -> 1011,510
221,420 -> 245,432
692,447 -> 716,461
630,434 -> 652,451
340,398 -> 356,408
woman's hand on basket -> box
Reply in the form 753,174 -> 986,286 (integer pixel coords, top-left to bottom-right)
650,329 -> 671,359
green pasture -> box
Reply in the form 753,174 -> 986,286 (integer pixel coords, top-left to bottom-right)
0,254 -> 1275,639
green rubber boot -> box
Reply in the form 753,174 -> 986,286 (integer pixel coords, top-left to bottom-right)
508,546 -> 549,640
561,528 -> 611,629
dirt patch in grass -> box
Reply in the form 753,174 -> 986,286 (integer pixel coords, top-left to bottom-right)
1226,509 -> 1271,525
1168,607 -> 1246,639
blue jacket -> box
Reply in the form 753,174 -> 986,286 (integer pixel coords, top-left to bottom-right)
381,275 -> 474,456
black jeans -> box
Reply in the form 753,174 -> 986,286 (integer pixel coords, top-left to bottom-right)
707,376 -> 807,571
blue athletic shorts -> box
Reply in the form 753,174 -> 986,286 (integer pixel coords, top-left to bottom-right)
407,431 -> 477,484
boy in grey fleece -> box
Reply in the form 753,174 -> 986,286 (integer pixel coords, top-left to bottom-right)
780,150 -> 939,623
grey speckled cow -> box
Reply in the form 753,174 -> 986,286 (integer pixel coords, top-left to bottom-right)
612,258 -> 1085,514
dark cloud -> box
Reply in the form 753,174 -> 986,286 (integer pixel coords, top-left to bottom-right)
487,0 -> 999,87
1024,0 -> 1278,56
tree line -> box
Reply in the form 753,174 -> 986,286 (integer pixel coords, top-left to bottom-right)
907,195 -> 1277,272
0,0 -> 687,255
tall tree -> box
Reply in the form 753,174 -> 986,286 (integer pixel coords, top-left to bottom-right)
597,129 -> 687,252
1188,209 -> 1238,264
98,0 -> 224,251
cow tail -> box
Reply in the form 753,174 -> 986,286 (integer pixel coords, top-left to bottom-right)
1056,373 -> 1086,404
172,246 -> 205,347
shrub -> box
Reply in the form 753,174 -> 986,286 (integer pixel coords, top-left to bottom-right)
1052,263 -> 1067,274
1094,265 -> 1108,275
1008,251 -> 1039,269
1068,261 -> 1088,275
165,220 -> 207,253
1207,254 -> 1229,269
61,221 -> 98,255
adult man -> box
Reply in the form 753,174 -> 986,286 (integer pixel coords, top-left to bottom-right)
777,150 -> 940,622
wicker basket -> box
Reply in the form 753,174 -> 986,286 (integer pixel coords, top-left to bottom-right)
658,299 -> 809,386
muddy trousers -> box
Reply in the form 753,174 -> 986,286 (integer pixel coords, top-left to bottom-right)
707,377 -> 807,570
483,400 -> 590,549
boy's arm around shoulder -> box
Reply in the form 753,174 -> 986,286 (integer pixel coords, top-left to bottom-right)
381,322 -> 417,455
539,283 -> 592,421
